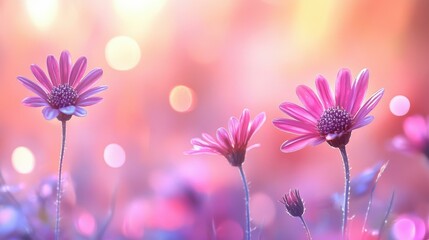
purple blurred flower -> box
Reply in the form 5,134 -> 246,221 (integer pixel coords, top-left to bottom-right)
280,189 -> 305,217
273,68 -> 384,152
18,50 -> 107,121
391,115 -> 429,158
186,109 -> 266,166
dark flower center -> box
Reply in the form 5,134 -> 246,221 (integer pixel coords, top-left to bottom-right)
225,149 -> 246,167
48,84 -> 78,109
317,107 -> 352,148
317,107 -> 352,136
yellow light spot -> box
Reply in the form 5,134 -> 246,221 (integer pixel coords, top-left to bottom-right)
390,95 -> 410,116
113,0 -> 167,36
11,147 -> 35,174
105,36 -> 141,71
104,143 -> 126,168
26,0 -> 58,30
113,0 -> 166,17
169,85 -> 195,113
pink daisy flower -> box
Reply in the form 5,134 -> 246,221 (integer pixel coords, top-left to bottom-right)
186,109 -> 266,166
18,50 -> 107,121
273,68 -> 384,152
391,114 -> 429,158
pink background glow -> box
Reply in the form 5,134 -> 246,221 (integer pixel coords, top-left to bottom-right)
1,0 -> 429,239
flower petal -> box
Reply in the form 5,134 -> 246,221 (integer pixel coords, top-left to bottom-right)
279,102 -> 318,124
22,97 -> 49,107
351,115 -> 374,130
315,75 -> 334,109
47,55 -> 60,86
42,107 -> 59,120
202,133 -> 219,145
273,118 -> 316,134
76,97 -> 103,106
190,137 -> 223,153
349,69 -> 369,115
216,127 -> 232,151
296,85 -> 323,118
73,106 -> 87,117
75,68 -> 103,94
185,148 -> 219,155
280,134 -> 324,153
354,88 -> 384,125
17,77 -> 48,100
59,106 -> 76,114
60,51 -> 72,84
248,112 -> 266,139
76,86 -> 108,102
335,69 -> 352,109
238,109 -> 251,144
228,117 -> 239,144
69,57 -> 87,87
30,64 -> 53,91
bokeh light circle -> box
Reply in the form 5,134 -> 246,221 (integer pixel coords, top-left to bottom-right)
26,0 -> 58,30
104,143 -> 126,168
105,36 -> 141,71
216,219 -> 243,240
250,192 -> 276,226
75,211 -> 96,236
391,215 -> 426,240
389,95 -> 410,116
169,85 -> 196,112
11,146 -> 35,174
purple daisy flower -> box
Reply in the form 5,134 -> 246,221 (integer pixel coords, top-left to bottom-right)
391,114 -> 429,158
273,68 -> 384,152
18,50 -> 107,121
186,109 -> 266,167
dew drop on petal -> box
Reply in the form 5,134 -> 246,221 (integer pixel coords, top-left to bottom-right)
11,146 -> 35,174
389,95 -> 410,116
105,36 -> 141,71
104,143 -> 126,168
169,85 -> 196,113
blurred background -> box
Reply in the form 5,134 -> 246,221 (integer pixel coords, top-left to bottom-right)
1,0 -> 429,239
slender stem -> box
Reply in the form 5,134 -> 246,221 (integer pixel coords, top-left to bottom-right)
299,216 -> 312,240
378,192 -> 395,240
361,182 -> 377,237
55,121 -> 67,240
238,165 -> 251,240
339,146 -> 350,240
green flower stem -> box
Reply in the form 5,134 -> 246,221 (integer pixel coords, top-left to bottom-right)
339,146 -> 350,240
55,120 -> 67,240
238,165 -> 251,240
299,216 -> 312,240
